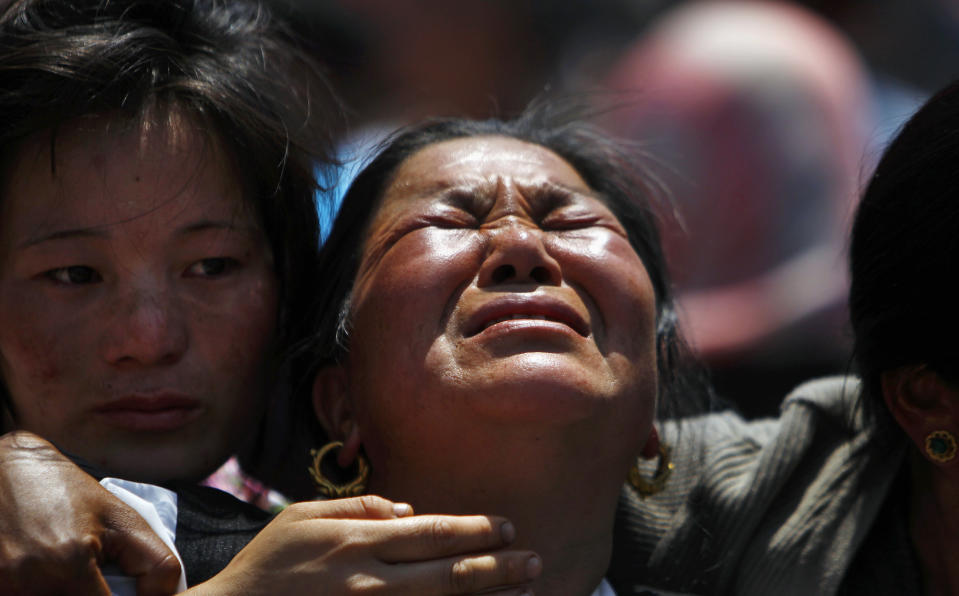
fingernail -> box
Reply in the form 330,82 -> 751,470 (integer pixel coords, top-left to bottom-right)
392,503 -> 412,517
526,555 -> 542,579
500,521 -> 516,543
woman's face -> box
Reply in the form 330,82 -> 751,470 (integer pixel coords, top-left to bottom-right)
0,112 -> 279,483
335,135 -> 658,486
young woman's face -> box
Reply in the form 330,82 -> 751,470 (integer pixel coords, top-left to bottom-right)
337,136 -> 658,493
0,113 -> 279,482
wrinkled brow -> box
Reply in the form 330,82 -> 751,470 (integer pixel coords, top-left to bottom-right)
406,177 -> 600,212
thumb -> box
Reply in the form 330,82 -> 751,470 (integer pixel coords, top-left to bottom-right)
102,507 -> 182,596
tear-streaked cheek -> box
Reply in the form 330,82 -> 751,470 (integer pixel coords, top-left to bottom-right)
356,229 -> 481,308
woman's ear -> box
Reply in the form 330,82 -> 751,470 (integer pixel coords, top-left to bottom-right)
312,364 -> 355,442
641,425 -> 661,459
882,366 -> 959,463
312,365 -> 365,468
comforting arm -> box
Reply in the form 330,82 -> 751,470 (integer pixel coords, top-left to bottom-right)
0,431 -> 182,596
0,433 -> 540,595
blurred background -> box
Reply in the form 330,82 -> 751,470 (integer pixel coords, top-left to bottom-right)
269,0 -> 955,417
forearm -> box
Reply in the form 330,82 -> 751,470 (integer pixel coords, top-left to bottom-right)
0,430 -> 181,596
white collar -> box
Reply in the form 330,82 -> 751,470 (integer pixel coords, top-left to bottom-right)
592,578 -> 617,596
98,478 -> 187,594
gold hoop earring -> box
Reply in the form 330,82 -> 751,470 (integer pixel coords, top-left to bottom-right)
925,430 -> 957,463
628,442 -> 674,498
308,441 -> 370,498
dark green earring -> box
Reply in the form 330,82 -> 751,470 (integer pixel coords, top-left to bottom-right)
925,430 -> 957,463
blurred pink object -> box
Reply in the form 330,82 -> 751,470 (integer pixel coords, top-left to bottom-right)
603,0 -> 874,364
202,456 -> 289,512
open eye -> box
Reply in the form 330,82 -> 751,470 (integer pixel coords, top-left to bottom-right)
185,257 -> 239,278
45,265 -> 102,285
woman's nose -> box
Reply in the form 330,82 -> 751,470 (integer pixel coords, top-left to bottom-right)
100,287 -> 188,367
477,219 -> 562,287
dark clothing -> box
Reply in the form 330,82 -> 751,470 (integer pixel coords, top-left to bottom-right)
168,484 -> 271,586
68,454 -> 271,587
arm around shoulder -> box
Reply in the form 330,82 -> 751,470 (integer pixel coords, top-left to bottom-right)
0,430 -> 181,596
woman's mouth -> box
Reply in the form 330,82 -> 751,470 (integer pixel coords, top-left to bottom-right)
483,314 -> 553,328
466,295 -> 590,338
93,395 -> 202,432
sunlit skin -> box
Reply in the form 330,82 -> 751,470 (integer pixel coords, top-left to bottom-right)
316,135 -> 658,595
0,110 -> 279,483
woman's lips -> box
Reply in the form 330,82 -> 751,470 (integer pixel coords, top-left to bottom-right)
465,296 -> 590,338
93,395 -> 202,432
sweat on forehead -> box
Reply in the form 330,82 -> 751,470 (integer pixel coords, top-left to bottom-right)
389,135 -> 588,186
376,136 -> 596,215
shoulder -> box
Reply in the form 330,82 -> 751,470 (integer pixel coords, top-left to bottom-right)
779,375 -> 864,429
612,375 -> 904,595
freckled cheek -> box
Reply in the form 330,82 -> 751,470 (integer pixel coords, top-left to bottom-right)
613,273 -> 658,357
354,231 -> 480,338
553,236 -> 658,347
380,230 -> 479,288
238,283 -> 279,358
0,315 -> 82,425
1,331 -> 65,385
198,281 -> 279,387
550,231 -> 621,263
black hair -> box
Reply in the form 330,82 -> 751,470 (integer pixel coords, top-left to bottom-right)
276,100 -> 713,498
0,0 -> 340,417
849,80 -> 959,426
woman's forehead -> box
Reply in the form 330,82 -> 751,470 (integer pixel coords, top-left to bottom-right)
0,111 -> 251,243
384,135 -> 592,199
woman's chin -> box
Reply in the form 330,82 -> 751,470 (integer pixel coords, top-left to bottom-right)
450,353 -> 631,423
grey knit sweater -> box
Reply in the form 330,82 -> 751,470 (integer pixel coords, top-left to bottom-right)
607,377 -> 911,595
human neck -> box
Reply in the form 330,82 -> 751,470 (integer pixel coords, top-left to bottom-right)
907,451 -> 959,596
370,426 -> 629,596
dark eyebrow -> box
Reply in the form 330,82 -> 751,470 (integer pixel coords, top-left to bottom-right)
17,219 -> 256,250
521,180 -> 601,201
405,178 -> 493,201
408,178 -> 599,203
175,219 -> 259,237
17,227 -> 108,250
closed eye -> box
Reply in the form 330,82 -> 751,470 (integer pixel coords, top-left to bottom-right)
522,185 -> 610,232
428,211 -> 479,229
540,207 -> 605,231
185,257 -> 240,278
412,201 -> 481,230
44,265 -> 102,285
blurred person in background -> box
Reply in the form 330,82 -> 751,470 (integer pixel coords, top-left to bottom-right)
600,0 -> 874,415
615,77 -> 959,596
